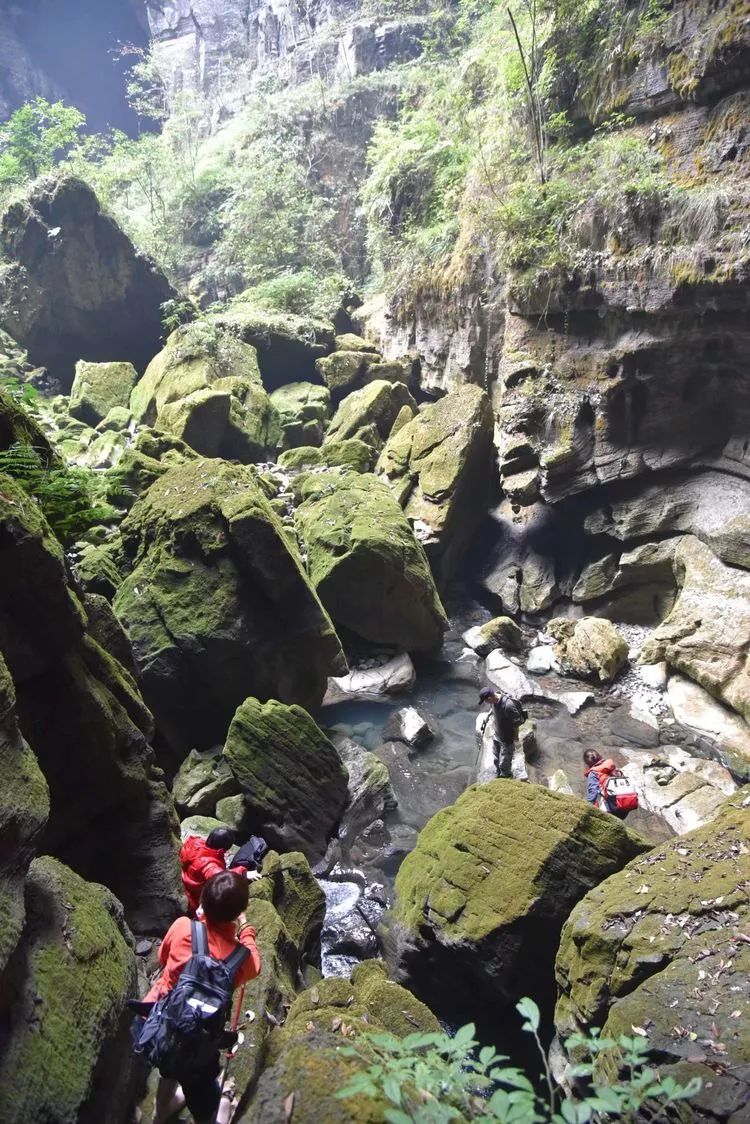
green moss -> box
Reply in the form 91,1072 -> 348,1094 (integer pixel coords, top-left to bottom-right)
0,857 -> 137,1124
325,380 -> 416,450
279,438 -> 375,474
69,361 -> 138,427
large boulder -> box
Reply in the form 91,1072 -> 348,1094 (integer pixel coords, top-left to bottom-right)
391,781 -> 647,1028
0,856 -> 139,1124
211,301 -> 334,390
325,380 -> 417,450
130,321 -> 279,462
68,361 -> 138,427
0,176 -> 176,390
294,471 -> 448,650
642,535 -> 750,724
666,673 -> 750,780
224,698 -> 349,863
377,384 -> 494,581
114,459 -> 345,757
270,382 -> 331,450
555,790 -> 750,1121
548,617 -> 629,683
0,473 -> 182,932
279,438 -> 375,474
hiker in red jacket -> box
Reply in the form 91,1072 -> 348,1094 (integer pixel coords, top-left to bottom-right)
583,750 -> 629,819
181,828 -> 254,915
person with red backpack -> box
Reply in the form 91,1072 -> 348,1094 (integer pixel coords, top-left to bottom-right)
137,871 -> 261,1124
583,750 -> 639,818
181,828 -> 260,915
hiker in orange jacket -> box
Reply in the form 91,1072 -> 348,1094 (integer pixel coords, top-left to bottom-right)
583,750 -> 627,819
181,828 -> 256,915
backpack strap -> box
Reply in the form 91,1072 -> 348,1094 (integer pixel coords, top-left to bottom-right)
223,942 -> 251,979
191,919 -> 209,957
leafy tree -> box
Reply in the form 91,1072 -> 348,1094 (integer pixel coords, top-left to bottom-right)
336,998 -> 700,1123
0,98 -> 86,188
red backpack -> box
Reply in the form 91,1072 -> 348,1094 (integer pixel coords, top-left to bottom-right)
598,770 -> 639,813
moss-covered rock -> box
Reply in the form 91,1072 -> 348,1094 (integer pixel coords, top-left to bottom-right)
0,856 -> 139,1124
279,438 -> 375,474
71,536 -> 125,598
295,471 -> 448,650
325,379 -> 417,450
555,789 -> 750,1120
211,300 -> 334,389
114,458 -> 345,756
0,652 -> 49,974
334,334 -> 377,354
377,384 -> 494,582
69,360 -> 138,427
548,617 -> 629,683
130,321 -> 279,462
316,349 -> 382,399
392,780 -> 648,1028
224,698 -> 349,862
173,747 -> 239,815
463,615 -> 524,656
270,382 -> 331,450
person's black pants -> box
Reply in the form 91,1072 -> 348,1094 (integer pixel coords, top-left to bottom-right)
179,1055 -> 222,1123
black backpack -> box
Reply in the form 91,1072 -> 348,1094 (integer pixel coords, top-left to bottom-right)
229,835 -> 268,872
133,921 -> 249,1077
501,694 -> 527,726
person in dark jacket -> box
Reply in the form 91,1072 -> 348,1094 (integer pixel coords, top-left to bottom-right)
479,687 -> 527,776
148,871 -> 261,1124
583,750 -> 627,819
180,828 -> 259,915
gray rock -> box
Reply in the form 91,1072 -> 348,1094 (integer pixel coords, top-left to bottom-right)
173,748 -> 239,815
332,734 -> 396,840
325,654 -> 416,700
383,706 -> 436,748
666,673 -> 750,780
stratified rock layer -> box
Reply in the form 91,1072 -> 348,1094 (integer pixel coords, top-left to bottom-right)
115,458 -> 345,756
392,781 -> 647,1027
555,790 -> 750,1122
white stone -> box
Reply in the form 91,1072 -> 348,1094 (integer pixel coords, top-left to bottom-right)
628,701 -> 660,730
620,747 -> 736,834
385,706 -> 435,748
637,661 -> 668,690
485,650 -> 539,699
667,674 -> 750,775
558,691 -> 595,715
325,654 -> 416,700
527,645 -> 558,674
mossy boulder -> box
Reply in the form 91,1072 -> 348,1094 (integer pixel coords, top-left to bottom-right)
224,698 -> 349,863
173,747 -> 239,816
325,379 -> 417,450
463,616 -> 524,657
211,300 -> 334,389
130,321 -> 279,462
69,360 -> 138,427
334,333 -> 377,354
0,652 -> 49,974
279,438 -> 375,474
392,781 -> 648,1028
0,856 -> 139,1124
248,960 -> 439,1124
548,617 -> 629,683
270,382 -> 331,450
377,384 -> 494,582
71,536 -> 124,598
555,790 -> 750,1120
114,458 -> 345,757
295,471 -> 448,650
316,349 -> 382,400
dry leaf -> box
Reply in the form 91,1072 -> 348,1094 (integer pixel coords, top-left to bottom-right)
283,1091 -> 295,1123
631,1026 -> 647,1037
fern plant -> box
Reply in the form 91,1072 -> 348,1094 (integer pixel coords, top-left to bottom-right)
0,442 -> 126,544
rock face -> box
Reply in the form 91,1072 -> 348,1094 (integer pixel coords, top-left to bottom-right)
666,673 -> 750,781
555,790 -> 750,1122
0,856 -> 138,1124
114,458 -> 345,757
642,536 -> 750,725
377,384 -> 495,582
0,176 -> 176,390
549,617 -> 629,683
0,470 -> 182,932
294,470 -> 448,650
391,780 -> 647,1027
130,321 -> 279,462
223,698 -> 349,863
69,361 -> 138,427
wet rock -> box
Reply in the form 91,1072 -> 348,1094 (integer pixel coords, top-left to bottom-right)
114,458 -> 345,756
224,698 -> 349,864
68,360 -> 138,428
0,175 -> 176,390
270,382 -> 331,450
549,617 -> 628,683
172,747 -> 239,816
0,856 -> 139,1124
391,780 -> 647,1029
555,791 -> 750,1121
332,734 -> 396,840
383,706 -> 435,748
325,379 -> 416,451
130,321 -> 280,463
326,653 -> 417,699
666,673 -> 750,781
295,471 -> 447,651
642,536 -> 750,726
377,384 -> 494,581
463,615 -> 523,657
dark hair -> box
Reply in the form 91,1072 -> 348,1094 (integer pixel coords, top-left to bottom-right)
201,871 -> 249,923
206,828 -> 235,851
583,750 -> 602,768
